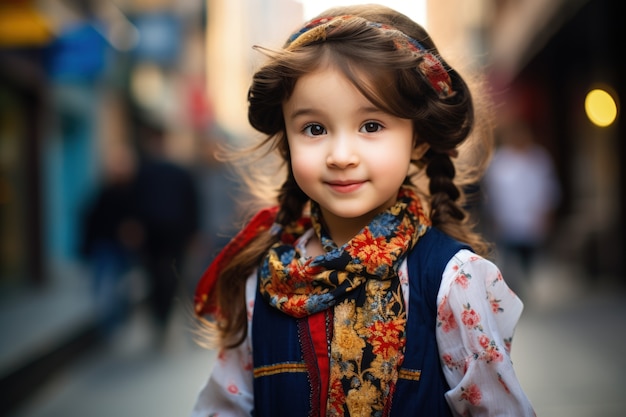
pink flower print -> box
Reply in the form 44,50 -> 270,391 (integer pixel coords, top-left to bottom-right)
460,383 -> 482,406
496,270 -> 503,281
441,353 -> 469,373
503,337 -> 512,353
461,304 -> 482,330
437,297 -> 458,333
454,272 -> 470,289
478,334 -> 490,349
477,336 -> 504,363
398,267 -> 408,286
440,310 -> 457,333
227,383 -> 240,395
437,295 -> 448,314
442,353 -> 454,368
486,347 -> 503,363
489,293 -> 504,314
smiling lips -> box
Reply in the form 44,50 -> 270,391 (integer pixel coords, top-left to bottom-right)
326,180 -> 366,193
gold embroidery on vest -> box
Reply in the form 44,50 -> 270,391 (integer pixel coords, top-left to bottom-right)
398,368 -> 422,381
254,362 -> 308,378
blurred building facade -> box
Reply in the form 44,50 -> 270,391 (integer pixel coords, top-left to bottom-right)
429,0 -> 623,282
0,0 -> 306,292
0,0 -> 207,289
0,0 -> 622,289
484,0 -> 623,280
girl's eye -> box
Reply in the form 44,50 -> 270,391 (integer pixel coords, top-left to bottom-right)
360,122 -> 383,133
303,123 -> 326,136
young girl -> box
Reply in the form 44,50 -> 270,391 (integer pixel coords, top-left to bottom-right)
191,4 -> 535,416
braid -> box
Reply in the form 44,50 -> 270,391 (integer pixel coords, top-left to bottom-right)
275,167 -> 309,226
423,149 -> 491,257
426,150 -> 465,226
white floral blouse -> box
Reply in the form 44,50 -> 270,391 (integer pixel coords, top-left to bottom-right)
191,232 -> 536,417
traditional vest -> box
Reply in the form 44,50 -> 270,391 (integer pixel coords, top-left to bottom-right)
252,227 -> 470,416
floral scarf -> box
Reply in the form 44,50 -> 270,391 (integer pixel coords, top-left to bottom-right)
258,186 -> 430,415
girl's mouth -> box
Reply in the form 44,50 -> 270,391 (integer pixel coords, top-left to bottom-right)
326,180 -> 365,193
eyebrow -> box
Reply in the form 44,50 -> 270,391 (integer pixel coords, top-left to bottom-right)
287,108 -> 318,121
286,105 -> 386,121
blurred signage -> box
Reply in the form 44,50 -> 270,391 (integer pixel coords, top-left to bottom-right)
0,1 -> 53,46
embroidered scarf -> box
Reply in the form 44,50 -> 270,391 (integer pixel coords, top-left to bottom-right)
258,186 -> 430,415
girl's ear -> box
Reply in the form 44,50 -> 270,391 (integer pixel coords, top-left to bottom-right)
411,142 -> 430,161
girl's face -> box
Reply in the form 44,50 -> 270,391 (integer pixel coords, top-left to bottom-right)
283,65 -> 415,244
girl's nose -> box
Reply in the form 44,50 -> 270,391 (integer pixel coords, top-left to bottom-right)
326,134 -> 359,168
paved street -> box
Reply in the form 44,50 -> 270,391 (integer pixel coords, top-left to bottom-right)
7,259 -> 626,417
512,268 -> 626,417
7,301 -> 215,417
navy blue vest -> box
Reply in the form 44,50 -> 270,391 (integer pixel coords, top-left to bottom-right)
252,228 -> 470,416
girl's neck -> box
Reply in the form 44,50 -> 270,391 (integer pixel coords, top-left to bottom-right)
304,218 -> 364,259
321,214 -> 370,248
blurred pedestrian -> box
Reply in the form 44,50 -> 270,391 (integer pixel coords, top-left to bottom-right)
482,121 -> 561,293
133,121 -> 201,343
80,144 -> 142,339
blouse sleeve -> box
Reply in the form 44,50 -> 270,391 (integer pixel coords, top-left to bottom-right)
435,250 -> 536,417
190,274 -> 257,417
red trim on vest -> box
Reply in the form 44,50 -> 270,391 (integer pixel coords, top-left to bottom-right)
308,311 -> 330,416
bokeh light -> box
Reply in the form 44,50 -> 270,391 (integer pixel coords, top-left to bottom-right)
585,88 -> 618,127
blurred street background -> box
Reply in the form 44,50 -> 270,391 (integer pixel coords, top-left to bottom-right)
0,0 -> 623,416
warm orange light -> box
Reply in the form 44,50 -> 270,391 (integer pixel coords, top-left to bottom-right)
0,4 -> 54,46
585,88 -> 618,127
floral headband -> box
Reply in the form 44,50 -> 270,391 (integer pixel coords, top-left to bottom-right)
285,15 -> 454,99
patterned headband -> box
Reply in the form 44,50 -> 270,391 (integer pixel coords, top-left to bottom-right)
285,15 -> 454,98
